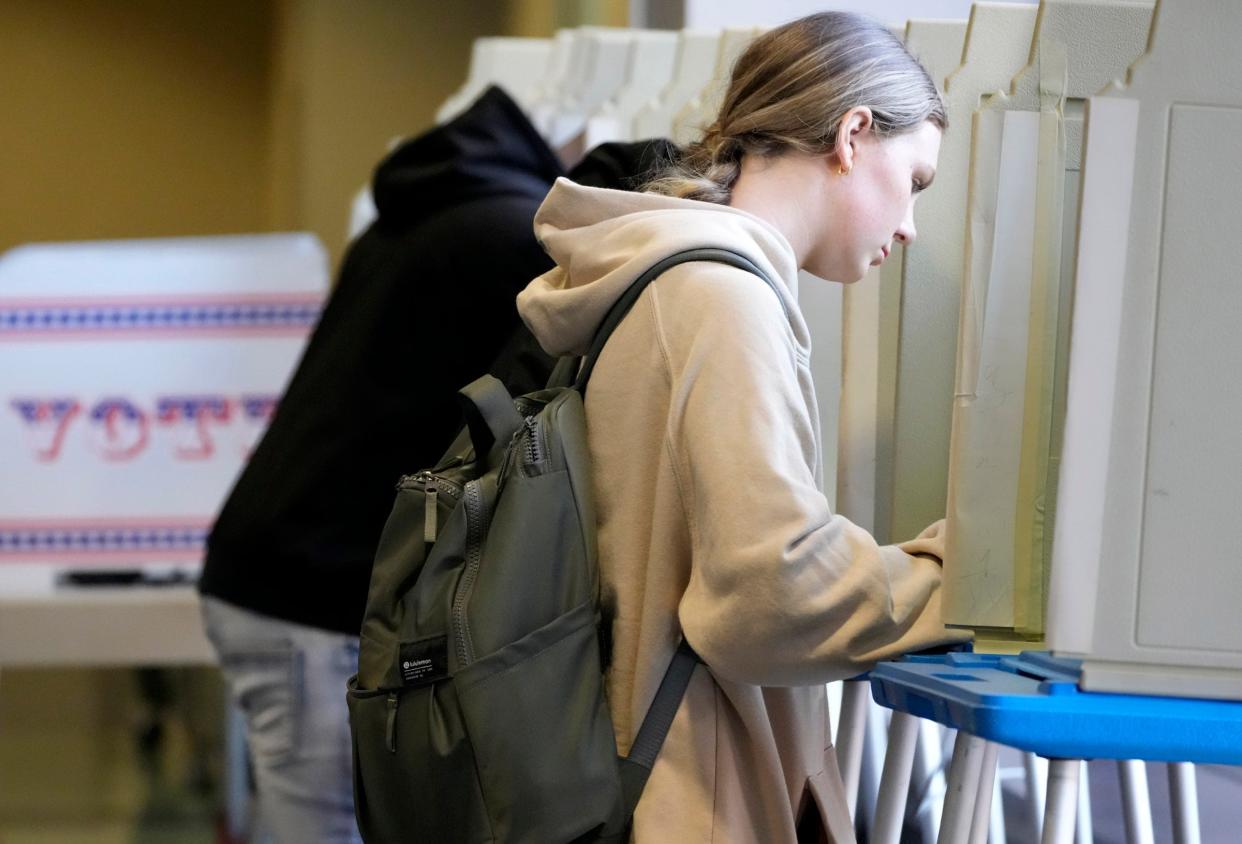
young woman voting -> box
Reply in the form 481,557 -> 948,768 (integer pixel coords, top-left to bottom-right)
518,12 -> 970,842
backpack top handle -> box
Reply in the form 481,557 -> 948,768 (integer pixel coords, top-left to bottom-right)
458,374 -> 525,469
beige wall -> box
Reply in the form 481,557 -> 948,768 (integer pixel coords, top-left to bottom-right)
0,0 -> 274,254
505,0 -> 629,36
1,0 -> 628,272
269,0 -> 510,269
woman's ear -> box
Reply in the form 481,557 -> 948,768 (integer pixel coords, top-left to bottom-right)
830,106 -> 874,174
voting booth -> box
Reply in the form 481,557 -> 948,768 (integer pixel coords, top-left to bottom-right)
943,0 -> 1156,645
0,233 -> 328,666
1047,0 -> 1242,701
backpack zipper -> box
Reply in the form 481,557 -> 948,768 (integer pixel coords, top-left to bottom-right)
399,471 -> 463,497
451,479 -> 489,667
523,416 -> 544,465
401,472 -> 462,545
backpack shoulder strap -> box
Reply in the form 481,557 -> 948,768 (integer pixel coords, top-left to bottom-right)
573,247 -> 782,393
570,248 -> 780,825
616,640 -> 700,816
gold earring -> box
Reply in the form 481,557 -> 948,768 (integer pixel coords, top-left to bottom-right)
838,165 -> 851,176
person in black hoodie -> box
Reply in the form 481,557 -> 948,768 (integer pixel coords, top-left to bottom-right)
198,85 -> 672,844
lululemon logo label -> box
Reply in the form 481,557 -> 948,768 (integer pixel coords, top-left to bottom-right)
398,637 -> 448,687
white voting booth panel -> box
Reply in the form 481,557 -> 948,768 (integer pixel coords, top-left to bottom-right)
528,31 -> 590,142
878,18 -> 967,543
436,37 -> 555,124
631,30 -> 721,141
1048,0 -> 1242,699
931,2 -> 1041,632
583,30 -> 679,146
533,28 -> 634,148
0,233 -> 328,666
943,0 -> 1155,641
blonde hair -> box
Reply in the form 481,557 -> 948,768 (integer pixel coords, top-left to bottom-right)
647,12 -> 947,204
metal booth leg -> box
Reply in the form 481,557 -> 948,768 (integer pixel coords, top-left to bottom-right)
990,769 -> 1009,844
967,741 -> 1000,844
1118,759 -> 1155,844
938,732 -> 988,843
1025,752 -> 1049,839
1168,762 -> 1201,844
1042,758 -> 1080,844
872,710 -> 920,844
858,695 -> 890,831
911,719 -> 950,841
1075,760 -> 1093,844
836,679 -> 870,822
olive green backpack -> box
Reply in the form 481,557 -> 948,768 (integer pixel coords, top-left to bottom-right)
346,248 -> 777,843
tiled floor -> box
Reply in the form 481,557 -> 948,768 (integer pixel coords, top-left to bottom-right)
0,667 -> 224,844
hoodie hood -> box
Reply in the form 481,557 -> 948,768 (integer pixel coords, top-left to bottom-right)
372,86 -> 563,222
517,178 -> 807,357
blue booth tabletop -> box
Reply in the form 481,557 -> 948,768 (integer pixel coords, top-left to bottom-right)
869,652 -> 1242,764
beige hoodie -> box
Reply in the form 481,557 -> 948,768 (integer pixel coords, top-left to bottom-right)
518,179 -> 967,843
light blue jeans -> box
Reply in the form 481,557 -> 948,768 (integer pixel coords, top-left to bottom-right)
201,596 -> 362,844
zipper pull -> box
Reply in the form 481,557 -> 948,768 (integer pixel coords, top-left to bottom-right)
424,486 -> 438,544
385,692 -> 399,753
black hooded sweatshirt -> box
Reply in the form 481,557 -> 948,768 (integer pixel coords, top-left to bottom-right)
199,87 -> 566,634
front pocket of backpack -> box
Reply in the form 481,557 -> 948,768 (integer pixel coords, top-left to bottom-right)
347,676 -> 491,843
454,602 -> 622,844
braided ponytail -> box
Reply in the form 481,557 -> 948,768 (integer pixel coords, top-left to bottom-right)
650,124 -> 744,203
646,12 -> 946,205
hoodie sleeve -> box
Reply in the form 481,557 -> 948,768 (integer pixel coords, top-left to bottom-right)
655,265 -> 970,687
